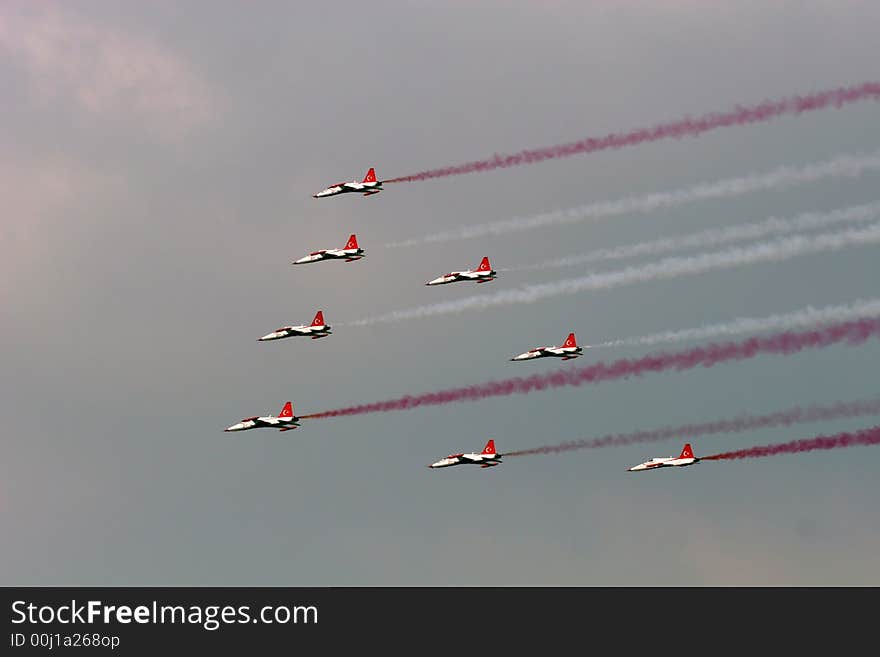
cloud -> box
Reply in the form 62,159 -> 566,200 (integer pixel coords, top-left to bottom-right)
0,2 -> 218,138
0,156 -> 123,305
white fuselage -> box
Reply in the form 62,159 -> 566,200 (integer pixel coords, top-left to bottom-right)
426,269 -> 497,286
292,248 -> 364,264
313,180 -> 382,198
224,415 -> 300,432
428,452 -> 502,468
628,456 -> 699,471
511,346 -> 583,361
258,323 -> 331,341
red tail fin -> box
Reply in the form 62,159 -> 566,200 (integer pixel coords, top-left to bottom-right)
563,333 -> 577,348
345,234 -> 359,250
477,256 -> 491,272
362,167 -> 377,183
311,310 -> 325,327
279,401 -> 294,418
679,443 -> 695,459
481,439 -> 496,455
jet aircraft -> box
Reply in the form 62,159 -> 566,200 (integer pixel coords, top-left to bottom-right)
224,401 -> 301,433
292,234 -> 364,264
511,333 -> 584,361
313,168 -> 382,198
426,257 -> 497,286
428,439 -> 502,469
627,443 -> 700,472
258,310 -> 331,341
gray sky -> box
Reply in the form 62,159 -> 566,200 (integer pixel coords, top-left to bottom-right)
2,0 -> 879,585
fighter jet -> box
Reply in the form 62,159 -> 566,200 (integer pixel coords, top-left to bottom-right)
313,167 -> 382,198
425,257 -> 497,286
627,443 -> 700,472
257,310 -> 331,342
428,439 -> 503,469
511,332 -> 584,362
224,401 -> 301,433
292,234 -> 364,265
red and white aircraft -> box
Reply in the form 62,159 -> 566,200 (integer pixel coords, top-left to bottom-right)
428,439 -> 503,469
258,310 -> 331,342
224,401 -> 301,433
313,167 -> 382,198
511,332 -> 584,362
627,443 -> 700,472
292,234 -> 364,265
426,257 -> 497,286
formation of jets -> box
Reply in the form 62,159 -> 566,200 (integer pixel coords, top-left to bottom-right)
292,234 -> 364,265
426,256 -> 497,286
511,333 -> 584,361
428,439 -> 502,469
225,402 -> 301,433
313,167 -> 383,198
228,163 -> 707,475
627,443 -> 700,472
258,310 -> 331,342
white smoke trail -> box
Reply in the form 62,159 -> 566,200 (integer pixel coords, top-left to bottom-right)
350,222 -> 880,326
383,151 -> 880,248
594,298 -> 880,349
506,202 -> 880,272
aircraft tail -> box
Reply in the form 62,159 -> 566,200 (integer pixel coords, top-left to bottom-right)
679,443 -> 695,459
481,439 -> 496,455
363,167 -> 377,183
345,234 -> 359,250
477,256 -> 492,272
279,401 -> 294,418
563,332 -> 577,348
311,310 -> 325,327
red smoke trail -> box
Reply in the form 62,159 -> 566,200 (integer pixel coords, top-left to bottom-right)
301,317 -> 880,420
384,82 -> 880,183
503,397 -> 880,457
703,425 -> 880,461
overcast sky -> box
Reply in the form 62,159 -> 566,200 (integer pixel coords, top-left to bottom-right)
3,0 -> 879,585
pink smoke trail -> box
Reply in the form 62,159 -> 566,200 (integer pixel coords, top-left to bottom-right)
703,425 -> 880,461
383,82 -> 880,183
302,317 -> 880,420
503,397 -> 880,457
